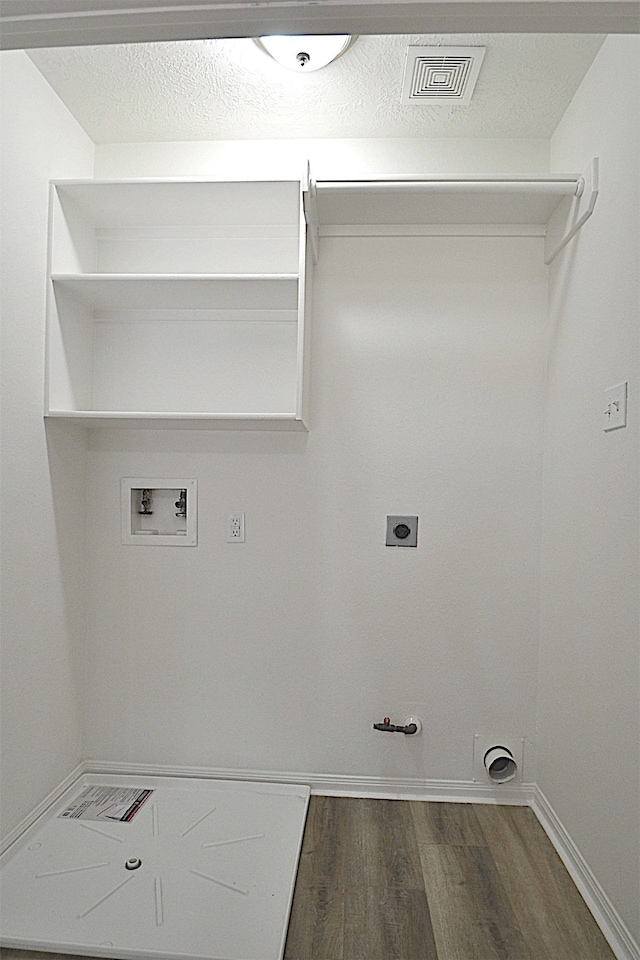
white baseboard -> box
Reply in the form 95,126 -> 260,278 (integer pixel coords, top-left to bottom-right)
0,762 -> 85,856
81,758 -> 534,805
531,786 -> 640,960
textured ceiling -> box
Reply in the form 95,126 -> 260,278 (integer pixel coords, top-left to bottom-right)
28,33 -> 604,143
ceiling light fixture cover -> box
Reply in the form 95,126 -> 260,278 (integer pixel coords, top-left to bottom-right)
256,35 -> 353,72
402,46 -> 486,104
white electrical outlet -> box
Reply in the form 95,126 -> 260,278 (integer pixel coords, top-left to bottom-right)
227,512 -> 245,542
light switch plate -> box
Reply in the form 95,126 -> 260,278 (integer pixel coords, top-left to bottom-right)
603,382 -> 627,431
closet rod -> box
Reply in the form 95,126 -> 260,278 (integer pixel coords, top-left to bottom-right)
316,180 -> 579,195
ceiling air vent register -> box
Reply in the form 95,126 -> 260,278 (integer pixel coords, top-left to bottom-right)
402,46 -> 486,105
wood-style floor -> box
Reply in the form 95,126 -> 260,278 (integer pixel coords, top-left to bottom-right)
284,797 -> 615,960
0,797 -> 616,960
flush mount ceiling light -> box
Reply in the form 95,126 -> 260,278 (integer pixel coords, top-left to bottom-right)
256,35 -> 354,72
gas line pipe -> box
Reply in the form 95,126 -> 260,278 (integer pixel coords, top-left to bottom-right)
373,716 -> 422,735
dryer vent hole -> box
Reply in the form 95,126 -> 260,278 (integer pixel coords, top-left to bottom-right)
484,746 -> 518,783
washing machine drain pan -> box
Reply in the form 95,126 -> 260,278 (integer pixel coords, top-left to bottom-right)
0,774 -> 310,960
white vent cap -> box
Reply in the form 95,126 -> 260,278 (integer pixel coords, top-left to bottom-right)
402,46 -> 486,105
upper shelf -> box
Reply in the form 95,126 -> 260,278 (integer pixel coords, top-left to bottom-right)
312,178 -> 581,227
52,179 -> 302,229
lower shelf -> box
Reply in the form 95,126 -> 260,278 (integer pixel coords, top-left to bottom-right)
45,411 -> 308,431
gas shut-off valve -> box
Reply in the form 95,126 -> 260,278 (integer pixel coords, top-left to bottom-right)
373,716 -> 422,735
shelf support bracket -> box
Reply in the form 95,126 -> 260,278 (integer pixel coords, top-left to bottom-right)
544,157 -> 599,265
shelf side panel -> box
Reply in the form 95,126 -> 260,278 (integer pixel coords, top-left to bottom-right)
296,215 -> 313,427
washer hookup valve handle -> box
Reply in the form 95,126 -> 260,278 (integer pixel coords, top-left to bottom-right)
373,717 -> 419,735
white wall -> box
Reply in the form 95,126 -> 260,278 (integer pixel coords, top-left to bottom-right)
83,229 -> 548,783
539,35 -> 640,946
0,52 -> 94,840
89,136 -> 550,787
95,137 -> 550,181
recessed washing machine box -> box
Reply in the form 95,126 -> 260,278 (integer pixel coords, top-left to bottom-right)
121,479 -> 197,546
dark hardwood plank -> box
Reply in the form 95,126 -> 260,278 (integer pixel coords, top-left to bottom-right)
418,842 -> 533,959
294,795 -> 353,889
344,885 -> 438,960
284,796 -> 348,959
284,883 -> 344,960
345,798 -> 424,890
475,804 -> 616,960
410,799 -> 487,846
286,796 -> 437,959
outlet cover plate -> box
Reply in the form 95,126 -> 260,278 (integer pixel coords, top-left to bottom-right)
226,512 -> 245,543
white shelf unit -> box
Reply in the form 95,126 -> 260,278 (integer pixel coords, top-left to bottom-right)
308,169 -> 598,266
46,179 -> 312,430
46,170 -> 597,430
